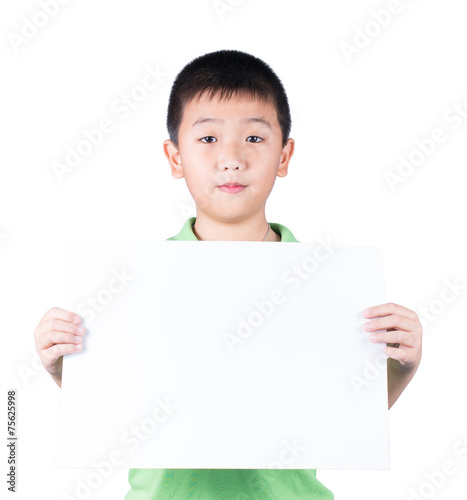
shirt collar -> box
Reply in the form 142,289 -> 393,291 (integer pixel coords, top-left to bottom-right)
167,217 -> 299,243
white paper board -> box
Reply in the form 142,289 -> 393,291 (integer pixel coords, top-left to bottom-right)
55,239 -> 389,469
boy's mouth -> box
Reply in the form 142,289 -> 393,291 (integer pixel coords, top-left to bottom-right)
218,182 -> 246,193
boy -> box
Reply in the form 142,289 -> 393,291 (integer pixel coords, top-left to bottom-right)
34,49 -> 423,499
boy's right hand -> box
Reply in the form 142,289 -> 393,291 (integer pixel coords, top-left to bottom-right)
33,307 -> 85,388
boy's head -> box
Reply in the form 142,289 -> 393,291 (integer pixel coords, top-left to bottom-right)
163,50 -> 294,226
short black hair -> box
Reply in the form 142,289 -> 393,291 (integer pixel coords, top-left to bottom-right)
166,49 -> 291,149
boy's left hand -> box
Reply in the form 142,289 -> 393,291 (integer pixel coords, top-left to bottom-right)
363,302 -> 423,372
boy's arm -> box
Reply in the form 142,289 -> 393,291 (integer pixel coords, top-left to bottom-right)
362,302 -> 423,410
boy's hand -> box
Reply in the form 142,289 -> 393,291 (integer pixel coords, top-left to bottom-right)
33,307 -> 85,388
363,302 -> 423,372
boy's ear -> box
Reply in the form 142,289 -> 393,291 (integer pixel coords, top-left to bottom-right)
277,138 -> 295,178
163,139 -> 184,179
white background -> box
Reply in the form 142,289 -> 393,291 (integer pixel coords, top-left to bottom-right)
1,0 -> 466,499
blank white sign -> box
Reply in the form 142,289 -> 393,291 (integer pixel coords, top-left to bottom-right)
55,240 -> 389,469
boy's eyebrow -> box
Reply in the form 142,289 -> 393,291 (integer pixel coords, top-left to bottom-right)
192,116 -> 272,130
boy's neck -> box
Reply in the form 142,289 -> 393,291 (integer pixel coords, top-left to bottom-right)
192,213 -> 280,242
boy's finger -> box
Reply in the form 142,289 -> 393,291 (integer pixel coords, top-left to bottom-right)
35,329 -> 83,352
363,302 -> 418,321
34,318 -> 85,340
39,306 -> 81,325
369,329 -> 408,346
364,313 -> 413,333
42,343 -> 82,363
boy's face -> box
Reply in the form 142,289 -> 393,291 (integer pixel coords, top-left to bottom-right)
163,92 -> 294,223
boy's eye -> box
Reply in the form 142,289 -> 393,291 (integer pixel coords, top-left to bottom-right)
200,136 -> 217,143
246,136 -> 263,143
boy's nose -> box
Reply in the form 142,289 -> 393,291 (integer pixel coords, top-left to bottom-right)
217,142 -> 247,170
221,161 -> 244,171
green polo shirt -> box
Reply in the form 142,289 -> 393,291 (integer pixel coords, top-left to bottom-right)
124,217 -> 334,500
